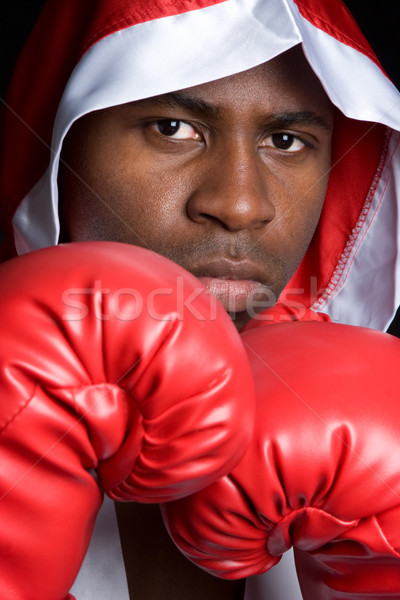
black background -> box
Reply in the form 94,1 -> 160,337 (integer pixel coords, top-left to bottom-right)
1,1 -> 400,333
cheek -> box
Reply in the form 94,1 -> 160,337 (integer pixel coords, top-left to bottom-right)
274,169 -> 329,273
100,162 -> 194,247
297,190 -> 327,253
61,144 -> 191,249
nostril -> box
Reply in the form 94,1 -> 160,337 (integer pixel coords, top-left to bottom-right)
187,192 -> 275,232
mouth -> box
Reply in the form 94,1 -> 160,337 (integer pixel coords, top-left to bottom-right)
197,277 -> 273,313
192,258 -> 275,315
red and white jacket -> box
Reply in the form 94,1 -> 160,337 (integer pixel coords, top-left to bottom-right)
1,1 -> 400,598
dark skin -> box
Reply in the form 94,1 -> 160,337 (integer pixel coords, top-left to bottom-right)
59,46 -> 334,331
59,46 -> 334,598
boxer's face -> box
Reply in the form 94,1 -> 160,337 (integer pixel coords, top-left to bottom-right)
59,45 -> 334,329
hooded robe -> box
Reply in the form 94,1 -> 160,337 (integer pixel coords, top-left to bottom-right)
1,1 -> 400,598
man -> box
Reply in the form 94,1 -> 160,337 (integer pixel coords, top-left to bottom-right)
58,45 -> 334,332
1,0 -> 400,598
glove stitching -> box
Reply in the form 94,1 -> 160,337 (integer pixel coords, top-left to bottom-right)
0,383 -> 36,433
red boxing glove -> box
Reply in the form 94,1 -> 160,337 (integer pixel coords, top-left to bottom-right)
240,302 -> 331,330
163,320 -> 400,598
0,241 -> 255,600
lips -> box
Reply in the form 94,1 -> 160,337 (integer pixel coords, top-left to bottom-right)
197,276 -> 271,313
192,257 -> 274,314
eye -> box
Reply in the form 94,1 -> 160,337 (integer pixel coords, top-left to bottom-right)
150,119 -> 201,140
261,133 -> 307,153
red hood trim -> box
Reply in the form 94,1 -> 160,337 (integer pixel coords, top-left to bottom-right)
293,0 -> 383,72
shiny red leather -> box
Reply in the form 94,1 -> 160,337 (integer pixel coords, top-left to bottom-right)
0,241 -> 255,600
241,302 -> 331,329
163,320 -> 400,598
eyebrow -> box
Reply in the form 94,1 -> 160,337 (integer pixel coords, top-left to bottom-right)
265,111 -> 332,132
133,92 -> 221,120
131,92 -> 332,131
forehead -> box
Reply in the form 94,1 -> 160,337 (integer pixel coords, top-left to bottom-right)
65,45 -> 334,140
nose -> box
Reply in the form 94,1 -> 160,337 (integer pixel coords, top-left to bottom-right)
187,142 -> 275,232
